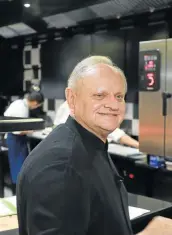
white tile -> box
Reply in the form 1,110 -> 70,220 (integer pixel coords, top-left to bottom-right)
131,119 -> 139,136
24,45 -> 32,51
4,187 -> 13,198
31,48 -> 41,66
38,69 -> 41,80
47,110 -> 55,122
43,98 -> 48,112
24,69 -> 33,80
55,99 -> 65,112
125,103 -> 133,120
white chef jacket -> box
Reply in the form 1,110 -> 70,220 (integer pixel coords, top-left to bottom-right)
4,99 -> 29,118
54,101 -> 126,143
4,99 -> 29,135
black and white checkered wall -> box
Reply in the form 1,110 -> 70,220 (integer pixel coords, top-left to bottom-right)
121,102 -> 139,136
23,44 -> 139,136
7,45 -> 43,110
23,44 -> 41,91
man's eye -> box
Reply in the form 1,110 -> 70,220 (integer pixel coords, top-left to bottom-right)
94,94 -> 104,99
116,95 -> 124,101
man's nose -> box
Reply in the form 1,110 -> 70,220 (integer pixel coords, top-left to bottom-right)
105,94 -> 120,110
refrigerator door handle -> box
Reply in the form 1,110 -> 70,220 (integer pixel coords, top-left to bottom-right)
162,92 -> 172,116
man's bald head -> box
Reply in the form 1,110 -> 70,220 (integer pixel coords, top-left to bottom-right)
76,63 -> 126,95
67,56 -> 127,93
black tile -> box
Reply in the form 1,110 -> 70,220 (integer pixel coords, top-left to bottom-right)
33,44 -> 38,49
133,104 -> 139,119
120,119 -> 132,132
25,80 -> 32,92
125,90 -> 138,103
25,50 -> 31,65
48,99 -> 55,111
32,65 -> 39,79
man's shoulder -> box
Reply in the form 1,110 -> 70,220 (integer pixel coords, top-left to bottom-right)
11,99 -> 23,106
47,124 -> 94,172
47,124 -> 76,148
40,124 -> 89,169
6,99 -> 23,109
19,124 -> 78,180
33,124 -> 76,158
19,123 -> 92,184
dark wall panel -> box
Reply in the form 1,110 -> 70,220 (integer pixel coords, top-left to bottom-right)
0,42 -> 23,96
41,23 -> 168,100
41,34 -> 91,99
91,30 -> 125,70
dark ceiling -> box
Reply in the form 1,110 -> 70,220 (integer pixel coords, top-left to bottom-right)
0,0 -> 172,39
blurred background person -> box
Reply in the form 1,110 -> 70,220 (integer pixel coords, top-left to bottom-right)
4,90 -> 44,192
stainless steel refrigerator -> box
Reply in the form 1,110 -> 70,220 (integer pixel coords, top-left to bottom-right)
139,39 -> 172,157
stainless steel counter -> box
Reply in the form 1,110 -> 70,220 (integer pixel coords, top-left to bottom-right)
28,129 -> 144,157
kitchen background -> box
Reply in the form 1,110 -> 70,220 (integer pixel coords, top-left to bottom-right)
0,21 -> 169,138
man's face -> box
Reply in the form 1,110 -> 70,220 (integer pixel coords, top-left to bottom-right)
67,64 -> 126,140
29,101 -> 41,110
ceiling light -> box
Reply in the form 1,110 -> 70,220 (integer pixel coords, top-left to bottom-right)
8,23 -> 36,35
24,3 -> 30,8
0,27 -> 18,38
43,14 -> 76,28
149,7 -> 155,13
116,14 -> 121,19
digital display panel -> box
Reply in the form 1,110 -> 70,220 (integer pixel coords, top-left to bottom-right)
139,50 -> 160,91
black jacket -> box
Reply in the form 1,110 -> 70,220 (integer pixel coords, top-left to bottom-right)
17,116 -> 133,235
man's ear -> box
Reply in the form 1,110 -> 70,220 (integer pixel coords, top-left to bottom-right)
65,88 -> 75,116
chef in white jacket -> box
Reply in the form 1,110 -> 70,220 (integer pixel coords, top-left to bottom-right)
4,90 -> 44,191
54,101 -> 139,148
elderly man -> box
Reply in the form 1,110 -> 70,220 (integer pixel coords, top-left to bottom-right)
17,56 -> 172,235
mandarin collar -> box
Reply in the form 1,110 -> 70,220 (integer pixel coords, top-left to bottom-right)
66,116 -> 108,151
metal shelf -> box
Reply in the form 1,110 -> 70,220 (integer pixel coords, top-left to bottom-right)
0,117 -> 45,133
